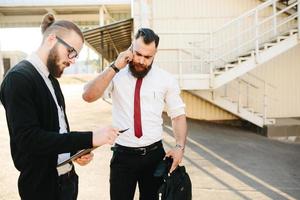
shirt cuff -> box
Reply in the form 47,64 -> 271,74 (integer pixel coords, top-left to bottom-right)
168,106 -> 185,119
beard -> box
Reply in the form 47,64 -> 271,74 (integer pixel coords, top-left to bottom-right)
129,61 -> 153,79
47,45 -> 70,78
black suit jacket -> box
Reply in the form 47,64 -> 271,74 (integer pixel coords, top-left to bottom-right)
0,60 -> 93,200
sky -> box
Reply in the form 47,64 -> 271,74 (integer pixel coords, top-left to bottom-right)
0,27 -> 98,61
0,27 -> 41,54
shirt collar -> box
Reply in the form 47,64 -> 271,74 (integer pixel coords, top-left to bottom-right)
27,52 -> 50,78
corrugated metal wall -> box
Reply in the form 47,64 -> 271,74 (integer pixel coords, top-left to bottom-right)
251,44 -> 300,118
181,91 -> 238,120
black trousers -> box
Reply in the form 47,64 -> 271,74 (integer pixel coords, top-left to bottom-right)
58,168 -> 78,200
110,141 -> 165,200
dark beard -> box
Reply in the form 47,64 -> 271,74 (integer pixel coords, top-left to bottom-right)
46,46 -> 69,78
129,61 -> 152,79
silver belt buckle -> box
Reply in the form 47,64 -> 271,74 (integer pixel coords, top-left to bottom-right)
139,147 -> 146,155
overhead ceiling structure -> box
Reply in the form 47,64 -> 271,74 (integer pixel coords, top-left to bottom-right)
83,18 -> 133,62
0,0 -> 131,28
0,0 -> 133,64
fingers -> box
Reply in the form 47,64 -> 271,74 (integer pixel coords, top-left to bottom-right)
165,149 -> 183,173
75,152 -> 94,166
111,128 -> 119,141
106,128 -> 119,145
127,44 -> 133,63
80,152 -> 94,160
115,47 -> 133,68
128,43 -> 133,52
93,127 -> 118,146
170,164 -> 176,173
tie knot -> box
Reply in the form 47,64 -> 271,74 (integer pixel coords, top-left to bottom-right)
136,78 -> 143,84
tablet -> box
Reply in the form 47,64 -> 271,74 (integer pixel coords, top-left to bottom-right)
57,147 -> 97,167
57,128 -> 129,167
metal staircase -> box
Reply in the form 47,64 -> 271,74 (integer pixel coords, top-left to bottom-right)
156,0 -> 299,127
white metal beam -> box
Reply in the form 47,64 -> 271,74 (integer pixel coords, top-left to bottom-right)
102,5 -> 116,23
45,8 -> 57,15
99,6 -> 105,26
0,0 -> 130,7
0,14 -> 100,27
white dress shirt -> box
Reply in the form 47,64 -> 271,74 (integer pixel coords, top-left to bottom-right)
27,53 -> 70,164
108,65 -> 185,147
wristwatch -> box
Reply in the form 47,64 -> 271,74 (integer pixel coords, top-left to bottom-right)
175,144 -> 185,151
110,62 -> 119,73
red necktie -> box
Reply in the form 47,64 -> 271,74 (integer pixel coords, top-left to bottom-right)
134,78 -> 143,138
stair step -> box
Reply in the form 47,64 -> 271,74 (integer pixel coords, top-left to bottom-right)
290,29 -> 298,35
240,51 -> 255,58
259,46 -> 265,51
254,112 -> 263,117
238,56 -> 250,63
214,71 -> 223,75
277,36 -> 289,42
250,49 -> 262,55
225,64 -> 236,70
264,42 -> 276,49
229,60 -> 239,64
243,107 -> 254,113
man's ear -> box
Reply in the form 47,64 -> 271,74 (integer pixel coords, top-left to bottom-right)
46,33 -> 57,49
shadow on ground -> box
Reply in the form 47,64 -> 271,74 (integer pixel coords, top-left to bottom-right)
163,115 -> 300,200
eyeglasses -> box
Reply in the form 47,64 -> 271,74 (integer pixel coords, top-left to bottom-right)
56,36 -> 78,59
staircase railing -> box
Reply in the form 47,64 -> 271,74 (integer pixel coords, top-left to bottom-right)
215,72 -> 277,122
194,0 -> 299,73
154,0 -> 298,124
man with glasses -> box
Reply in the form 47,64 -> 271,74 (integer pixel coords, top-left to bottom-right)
56,36 -> 78,59
0,13 -> 119,200
83,28 -> 188,200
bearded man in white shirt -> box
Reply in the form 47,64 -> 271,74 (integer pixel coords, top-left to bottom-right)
83,28 -> 188,200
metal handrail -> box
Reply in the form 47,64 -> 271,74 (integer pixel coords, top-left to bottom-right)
212,0 -> 281,34
154,0 -> 298,123
210,15 -> 297,64
212,4 -> 297,52
192,0 -> 295,121
205,2 -> 298,66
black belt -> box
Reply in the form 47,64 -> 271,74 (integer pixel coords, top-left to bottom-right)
111,140 -> 163,156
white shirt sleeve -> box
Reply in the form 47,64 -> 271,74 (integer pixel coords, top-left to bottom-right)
165,76 -> 186,119
103,73 -> 114,99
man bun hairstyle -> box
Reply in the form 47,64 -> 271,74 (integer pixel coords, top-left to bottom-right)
40,13 -> 84,42
135,28 -> 159,48
41,13 -> 55,34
